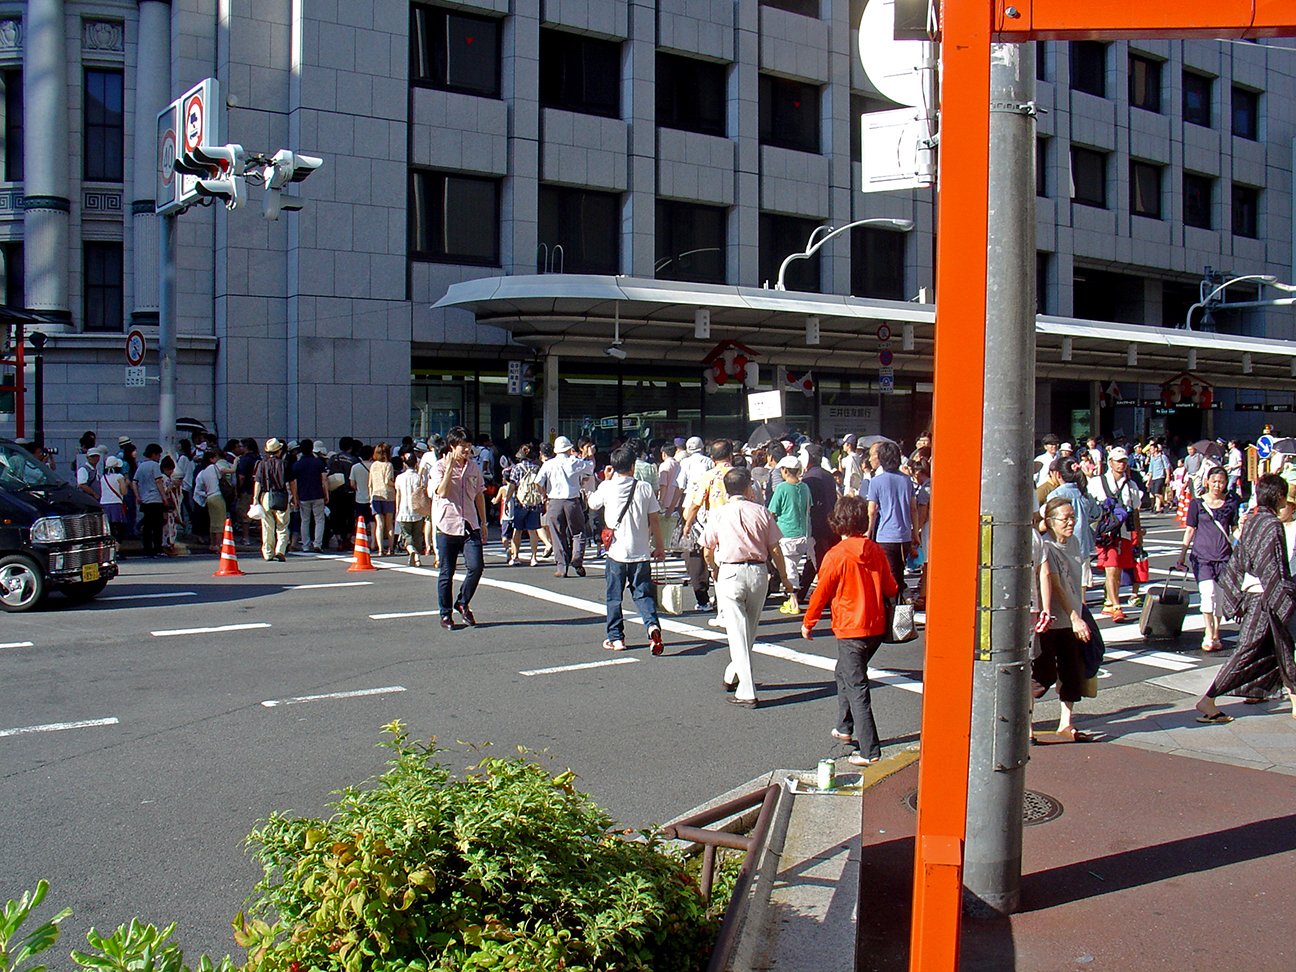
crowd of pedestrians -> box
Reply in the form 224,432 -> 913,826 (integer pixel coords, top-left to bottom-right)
49,420 -> 1296,758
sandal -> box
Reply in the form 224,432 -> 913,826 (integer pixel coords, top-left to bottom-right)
1195,710 -> 1234,724
830,729 -> 855,743
1035,727 -> 1098,743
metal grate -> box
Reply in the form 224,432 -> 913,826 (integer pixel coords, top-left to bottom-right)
61,513 -> 111,541
48,543 -> 116,571
902,788 -> 1063,826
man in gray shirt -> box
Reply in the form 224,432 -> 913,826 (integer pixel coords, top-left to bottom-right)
133,443 -> 167,557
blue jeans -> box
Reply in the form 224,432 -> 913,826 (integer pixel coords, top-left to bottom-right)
605,557 -> 658,641
436,528 -> 483,618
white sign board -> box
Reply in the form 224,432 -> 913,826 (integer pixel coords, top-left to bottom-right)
861,107 -> 934,193
747,390 -> 784,422
820,405 -> 881,439
125,366 -> 147,388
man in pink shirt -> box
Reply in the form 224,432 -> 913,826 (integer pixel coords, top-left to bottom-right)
433,426 -> 486,630
700,467 -> 793,707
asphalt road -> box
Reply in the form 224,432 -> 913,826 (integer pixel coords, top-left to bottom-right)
0,513 -> 1210,962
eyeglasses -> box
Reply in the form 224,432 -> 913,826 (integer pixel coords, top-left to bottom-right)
1049,515 -> 1077,523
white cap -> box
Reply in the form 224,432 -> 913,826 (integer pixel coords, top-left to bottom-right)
1059,442 -> 1073,452
553,435 -> 574,454
1108,446 -> 1129,461
686,436 -> 704,453
776,455 -> 802,470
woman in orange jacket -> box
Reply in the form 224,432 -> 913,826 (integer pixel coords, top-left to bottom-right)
801,494 -> 899,766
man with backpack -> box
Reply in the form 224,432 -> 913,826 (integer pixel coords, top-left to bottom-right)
1087,446 -> 1144,622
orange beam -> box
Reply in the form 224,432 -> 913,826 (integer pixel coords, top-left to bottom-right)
908,0 -> 990,967
991,0 -> 1296,39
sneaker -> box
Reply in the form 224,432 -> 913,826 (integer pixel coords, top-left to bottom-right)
648,625 -> 664,656
708,616 -> 726,629
1129,594 -> 1145,608
1101,605 -> 1129,623
602,638 -> 626,651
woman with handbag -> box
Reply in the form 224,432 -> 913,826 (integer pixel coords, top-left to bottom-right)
1175,466 -> 1238,652
1195,474 -> 1296,724
253,438 -> 292,561
1033,497 -> 1096,742
800,495 -> 898,766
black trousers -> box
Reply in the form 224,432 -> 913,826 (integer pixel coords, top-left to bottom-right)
685,546 -> 711,606
878,541 -> 907,602
141,502 -> 166,556
797,532 -> 839,602
836,635 -> 885,760
547,498 -> 586,573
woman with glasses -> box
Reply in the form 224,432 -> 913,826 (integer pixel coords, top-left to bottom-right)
1175,466 -> 1237,652
1033,497 -> 1096,742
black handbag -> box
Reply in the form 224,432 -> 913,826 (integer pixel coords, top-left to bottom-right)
266,488 -> 289,512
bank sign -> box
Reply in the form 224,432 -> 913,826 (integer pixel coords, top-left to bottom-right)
821,405 -> 881,439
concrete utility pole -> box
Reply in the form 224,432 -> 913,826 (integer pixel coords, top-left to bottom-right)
962,41 -> 1036,917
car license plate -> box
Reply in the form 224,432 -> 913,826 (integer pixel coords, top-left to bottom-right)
81,563 -> 100,582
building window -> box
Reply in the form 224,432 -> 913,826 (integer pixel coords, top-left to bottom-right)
759,213 -> 821,292
409,170 -> 500,265
2,241 -> 22,309
83,70 -> 123,182
1036,251 -> 1049,315
759,75 -> 820,154
410,6 -> 501,98
1128,54 -> 1161,113
1036,136 -> 1048,197
83,242 -> 123,332
1232,86 -> 1259,140
2,70 -> 21,182
1183,172 -> 1212,230
1035,42 -> 1048,81
537,185 -> 620,274
851,226 -> 906,300
1069,42 -> 1107,98
1183,71 -> 1212,128
539,29 -> 621,119
761,0 -> 819,16
1232,184 -> 1259,238
656,53 -> 726,138
656,200 -> 726,284
1130,161 -> 1162,219
1070,147 -> 1107,209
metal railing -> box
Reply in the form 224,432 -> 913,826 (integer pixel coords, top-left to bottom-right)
661,783 -> 781,972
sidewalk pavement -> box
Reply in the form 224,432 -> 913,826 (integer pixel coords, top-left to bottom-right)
730,684 -> 1296,971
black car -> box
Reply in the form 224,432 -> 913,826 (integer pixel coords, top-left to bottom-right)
0,438 -> 118,611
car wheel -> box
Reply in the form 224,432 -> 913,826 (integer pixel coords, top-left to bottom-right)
0,555 -> 45,612
59,578 -> 109,604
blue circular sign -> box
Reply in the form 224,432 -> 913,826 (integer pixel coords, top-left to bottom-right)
1258,434 -> 1274,459
879,349 -> 894,366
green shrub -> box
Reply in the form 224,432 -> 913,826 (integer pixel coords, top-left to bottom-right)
239,722 -> 720,972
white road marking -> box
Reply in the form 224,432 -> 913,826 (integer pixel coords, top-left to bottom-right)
285,581 -> 375,590
521,658 -> 640,676
1102,648 -> 1198,671
0,641 -> 34,649
98,591 -> 199,602
0,717 -> 119,738
151,622 -> 272,637
369,609 -> 439,620
261,685 -> 406,707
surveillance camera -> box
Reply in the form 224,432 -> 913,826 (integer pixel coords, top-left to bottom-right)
605,346 -> 627,360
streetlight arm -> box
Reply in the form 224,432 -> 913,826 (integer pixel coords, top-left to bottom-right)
775,217 -> 915,291
1183,273 -> 1286,329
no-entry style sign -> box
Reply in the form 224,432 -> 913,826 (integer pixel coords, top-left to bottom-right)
125,328 -> 147,367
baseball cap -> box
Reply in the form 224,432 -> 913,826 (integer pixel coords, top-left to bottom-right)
553,435 -> 574,454
777,455 -> 802,470
686,436 -> 704,454
841,433 -> 857,445
1108,447 -> 1129,461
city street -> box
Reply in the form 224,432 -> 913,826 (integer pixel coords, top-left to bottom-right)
0,515 -> 1224,961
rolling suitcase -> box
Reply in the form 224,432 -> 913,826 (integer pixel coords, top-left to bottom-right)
1139,564 -> 1191,641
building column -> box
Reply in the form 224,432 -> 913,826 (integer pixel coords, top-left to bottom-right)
131,0 -> 171,327
22,0 -> 71,325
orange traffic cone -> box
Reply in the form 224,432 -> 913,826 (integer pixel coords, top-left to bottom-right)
213,517 -> 245,577
1176,490 -> 1190,525
348,516 -> 378,572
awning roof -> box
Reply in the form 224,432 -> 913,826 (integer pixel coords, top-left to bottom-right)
433,274 -> 1296,389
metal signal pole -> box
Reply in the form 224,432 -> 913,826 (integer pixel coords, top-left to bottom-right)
962,40 -> 1037,917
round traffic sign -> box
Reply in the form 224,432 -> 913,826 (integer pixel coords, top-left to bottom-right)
1258,434 -> 1274,459
876,324 -> 892,342
879,349 -> 894,366
159,129 -> 176,186
126,329 -> 147,367
184,93 -> 205,153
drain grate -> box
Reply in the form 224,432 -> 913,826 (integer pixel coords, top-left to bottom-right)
902,788 -> 1064,826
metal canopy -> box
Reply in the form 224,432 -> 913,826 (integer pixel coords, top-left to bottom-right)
433,273 -> 1296,388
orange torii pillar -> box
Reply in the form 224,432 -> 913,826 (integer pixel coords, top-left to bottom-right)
913,1 -> 1296,970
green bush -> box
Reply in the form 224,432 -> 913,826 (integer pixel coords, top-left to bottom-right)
238,722 -> 720,972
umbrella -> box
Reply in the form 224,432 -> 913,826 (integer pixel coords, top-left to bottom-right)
858,434 -> 897,448
1269,437 -> 1296,454
747,421 -> 790,450
1190,439 -> 1225,459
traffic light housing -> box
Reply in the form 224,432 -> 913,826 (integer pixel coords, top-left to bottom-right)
262,150 -> 323,220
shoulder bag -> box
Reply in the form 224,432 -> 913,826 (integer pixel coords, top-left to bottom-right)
600,482 -> 636,550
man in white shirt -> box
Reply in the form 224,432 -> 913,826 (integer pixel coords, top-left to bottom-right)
839,434 -> 864,496
676,436 -> 713,503
1034,433 -> 1060,488
1088,446 -> 1144,621
535,435 -> 594,577
588,446 -> 665,653
77,446 -> 106,498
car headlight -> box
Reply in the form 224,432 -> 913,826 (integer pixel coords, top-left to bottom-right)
30,517 -> 67,543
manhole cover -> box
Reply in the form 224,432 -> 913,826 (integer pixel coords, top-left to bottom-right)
902,789 -> 1064,826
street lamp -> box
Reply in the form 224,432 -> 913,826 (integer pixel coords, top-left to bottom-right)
1182,273 -> 1296,329
28,331 -> 46,448
775,217 -> 916,291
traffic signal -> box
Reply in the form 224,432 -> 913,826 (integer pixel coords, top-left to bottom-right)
263,150 -> 323,220
195,173 -> 247,210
